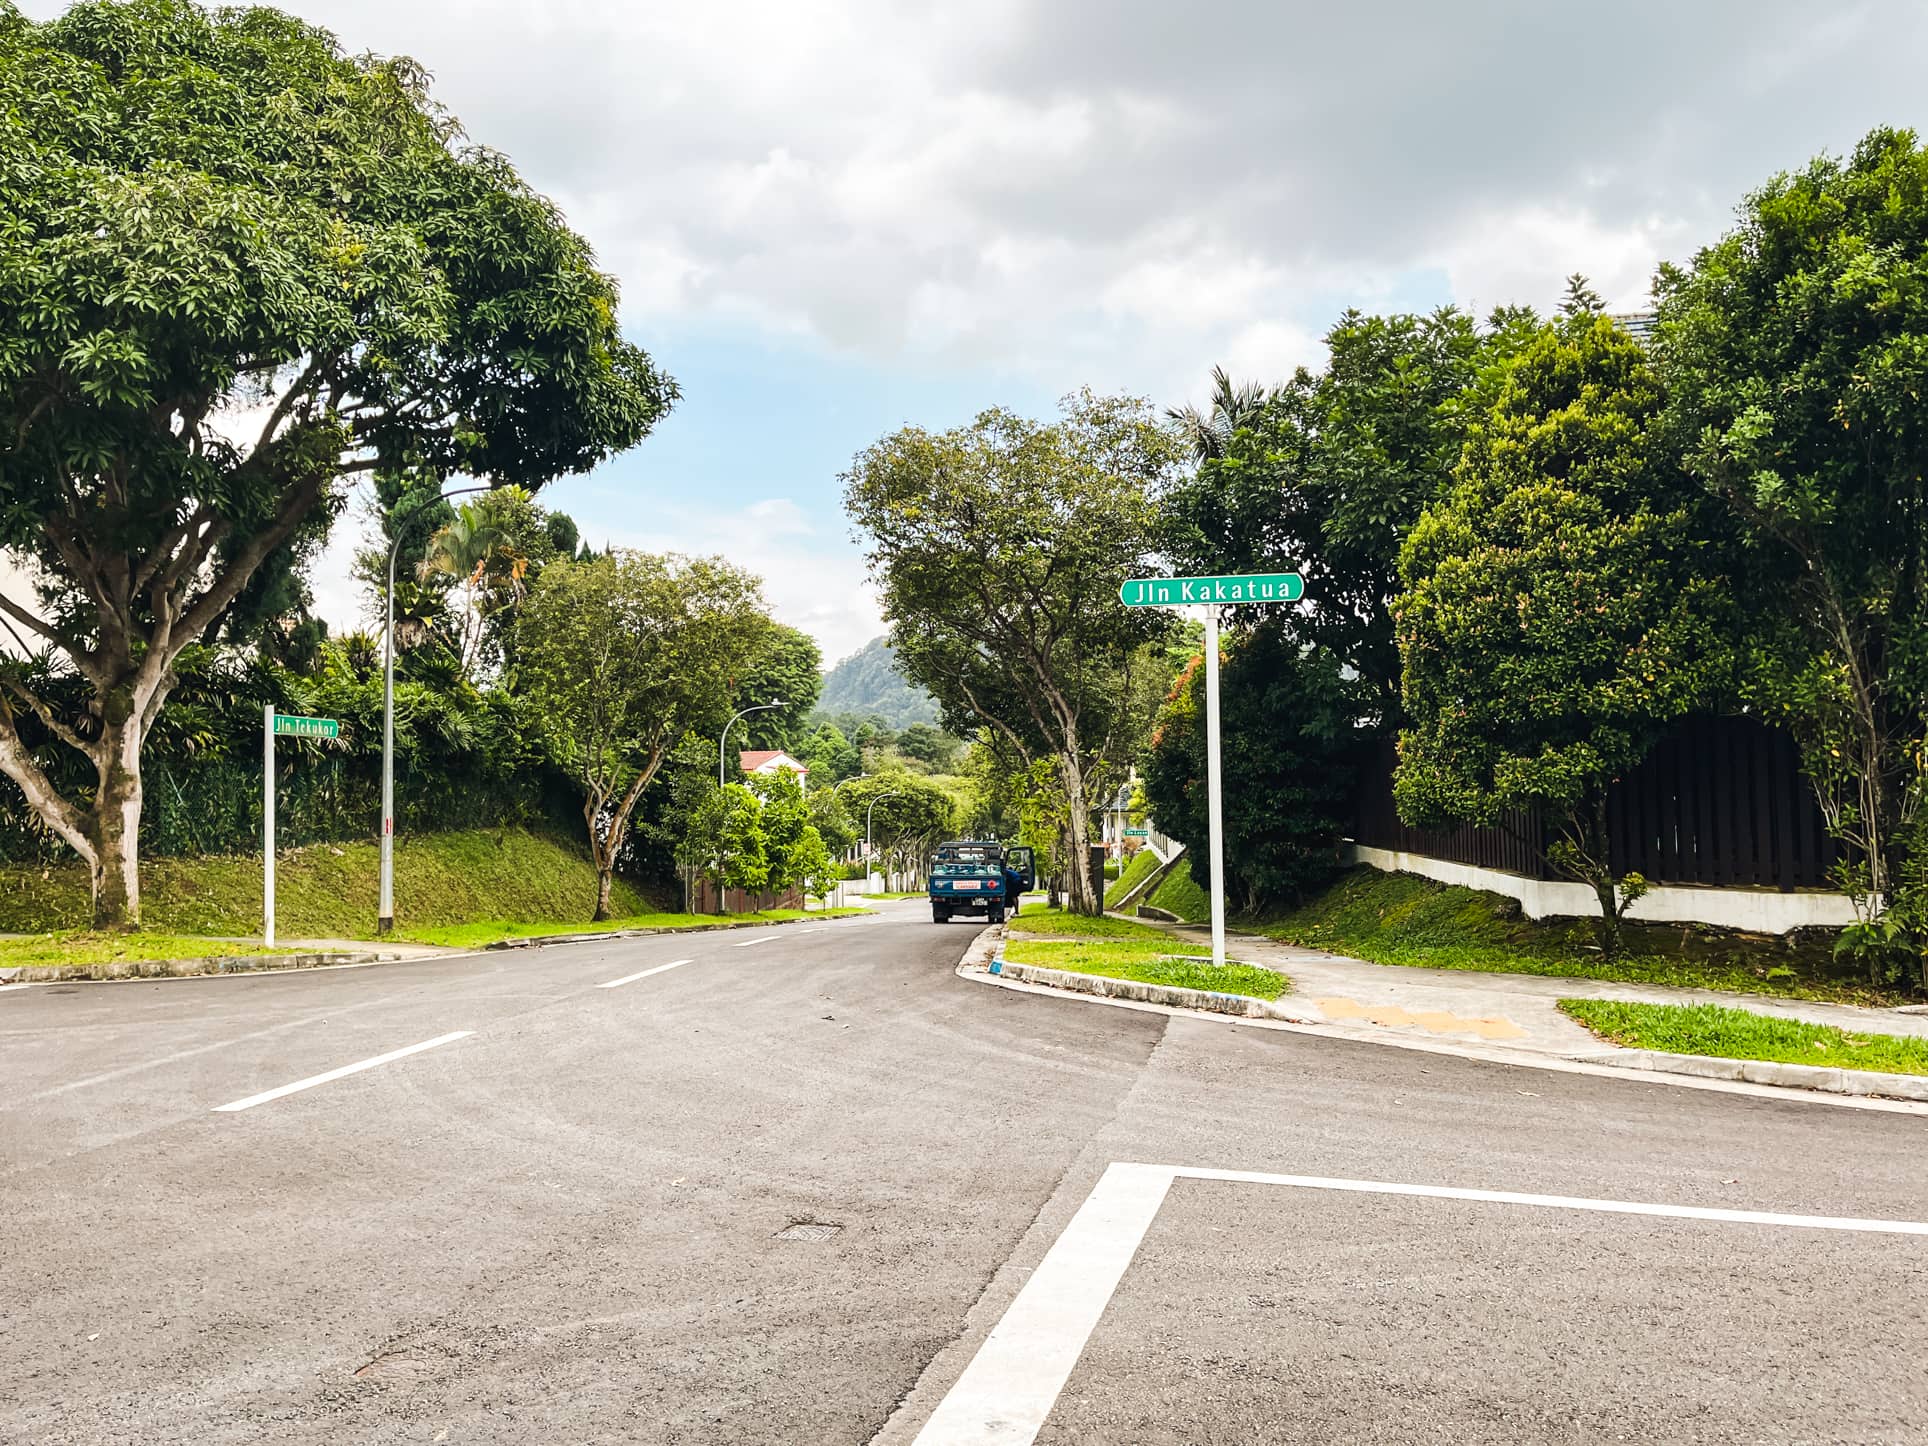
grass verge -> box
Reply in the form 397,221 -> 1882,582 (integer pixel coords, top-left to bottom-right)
1145,858 -> 1210,923
1559,998 -> 1928,1076
1001,936 -> 1288,1001
1104,849 -> 1163,909
403,907 -> 867,949
0,932 -> 299,969
1009,903 -> 1173,941
1254,868 -> 1906,1007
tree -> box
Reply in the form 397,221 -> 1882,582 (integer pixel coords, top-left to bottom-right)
752,770 -> 835,899
1165,364 -> 1271,462
1142,627 -> 1358,912
514,553 -> 766,919
895,723 -> 960,771
795,722 -> 861,787
1394,318 -> 1736,953
730,624 -> 821,754
418,502 -> 521,677
681,783 -> 769,899
837,772 -> 956,886
1656,127 -> 1928,980
0,1 -> 674,926
844,391 -> 1184,913
1159,307 -> 1538,717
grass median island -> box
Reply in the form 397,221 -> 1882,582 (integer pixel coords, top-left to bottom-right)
1559,999 -> 1928,1077
1003,903 -> 1289,1000
0,932 -> 300,970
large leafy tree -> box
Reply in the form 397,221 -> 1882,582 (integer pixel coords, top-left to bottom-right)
1142,628 -> 1358,913
0,0 -> 674,926
844,391 -> 1183,913
729,623 -> 822,755
513,553 -> 766,919
1160,306 -> 1538,716
1395,317 -> 1736,952
1656,126 -> 1928,972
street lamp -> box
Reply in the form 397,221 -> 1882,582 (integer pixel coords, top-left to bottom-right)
865,789 -> 902,887
379,483 -> 490,934
719,699 -> 784,788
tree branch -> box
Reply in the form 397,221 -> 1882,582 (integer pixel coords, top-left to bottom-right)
0,704 -> 96,862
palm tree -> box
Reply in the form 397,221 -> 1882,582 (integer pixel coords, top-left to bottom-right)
1166,365 -> 1271,462
419,504 -> 526,675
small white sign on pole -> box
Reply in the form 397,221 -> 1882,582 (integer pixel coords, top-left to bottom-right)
263,703 -> 276,948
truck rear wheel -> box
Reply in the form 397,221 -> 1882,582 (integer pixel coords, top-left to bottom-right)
932,904 -> 949,923
989,904 -> 1005,924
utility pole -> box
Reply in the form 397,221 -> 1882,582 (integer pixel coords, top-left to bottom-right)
720,700 -> 784,788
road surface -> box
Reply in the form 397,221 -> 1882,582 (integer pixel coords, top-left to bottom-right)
4,899 -> 1925,1444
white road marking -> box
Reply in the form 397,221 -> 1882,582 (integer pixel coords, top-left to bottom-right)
596,959 -> 695,989
912,1162 -> 1928,1445
25,1012 -> 342,1103
210,1031 -> 472,1113
912,1162 -> 1174,1446
731,935 -> 779,948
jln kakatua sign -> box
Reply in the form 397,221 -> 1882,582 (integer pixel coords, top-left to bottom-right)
1116,570 -> 1304,969
1119,572 -> 1303,607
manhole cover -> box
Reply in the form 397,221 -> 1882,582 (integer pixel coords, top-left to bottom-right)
775,1221 -> 843,1242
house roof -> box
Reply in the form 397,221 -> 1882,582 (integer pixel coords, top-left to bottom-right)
739,749 -> 807,774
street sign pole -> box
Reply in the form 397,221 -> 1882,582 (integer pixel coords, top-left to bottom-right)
1203,605 -> 1226,970
263,704 -> 276,948
1118,572 -> 1304,974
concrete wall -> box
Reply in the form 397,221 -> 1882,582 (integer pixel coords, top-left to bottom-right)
1344,844 -> 1857,934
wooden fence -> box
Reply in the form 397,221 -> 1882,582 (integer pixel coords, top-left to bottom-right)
1352,716 -> 1838,890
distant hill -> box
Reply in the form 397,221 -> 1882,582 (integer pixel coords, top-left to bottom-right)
816,636 -> 941,729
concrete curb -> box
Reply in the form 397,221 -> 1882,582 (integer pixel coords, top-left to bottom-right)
0,950 -> 381,984
988,956 -> 1320,1024
1568,1047 -> 1928,1102
483,911 -> 867,950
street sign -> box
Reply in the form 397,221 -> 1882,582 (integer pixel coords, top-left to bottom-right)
1124,827 -> 1148,838
1119,573 -> 1303,607
272,714 -> 339,740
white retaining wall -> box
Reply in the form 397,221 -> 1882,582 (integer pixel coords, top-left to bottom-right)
1344,844 -> 1857,934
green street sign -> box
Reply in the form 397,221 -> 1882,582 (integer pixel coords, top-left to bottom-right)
1119,573 -> 1303,607
1124,827 -> 1149,837
272,714 -> 339,740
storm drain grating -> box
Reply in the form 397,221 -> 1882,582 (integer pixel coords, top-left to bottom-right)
775,1220 -> 843,1242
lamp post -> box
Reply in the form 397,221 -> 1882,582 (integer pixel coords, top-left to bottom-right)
379,483 -> 490,934
865,789 -> 902,889
719,700 -> 784,788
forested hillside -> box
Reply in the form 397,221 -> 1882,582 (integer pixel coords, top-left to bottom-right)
816,637 -> 940,728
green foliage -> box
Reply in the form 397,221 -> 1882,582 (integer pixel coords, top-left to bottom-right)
1145,857 -> 1211,924
0,932 -> 300,969
1560,998 -> 1928,1076
1008,904 -> 1171,941
1001,937 -> 1289,1000
844,390 -> 1185,913
1656,125 -> 1928,934
1395,317 -> 1736,951
0,0 -> 673,924
795,722 -> 862,787
1142,626 -> 1357,912
836,771 -> 958,869
513,552 -> 767,913
681,783 -> 768,893
731,624 -> 823,753
751,770 -> 836,898
1158,307 -> 1538,714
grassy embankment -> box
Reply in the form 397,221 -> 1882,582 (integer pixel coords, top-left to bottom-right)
1002,901 -> 1288,1001
1560,999 -> 1928,1076
1129,857 -> 1902,1008
0,828 -> 862,960
1103,848 -> 1164,909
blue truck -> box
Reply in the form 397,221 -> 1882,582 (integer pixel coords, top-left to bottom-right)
928,839 -> 1035,924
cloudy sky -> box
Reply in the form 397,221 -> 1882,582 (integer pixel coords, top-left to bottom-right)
18,0 -> 1928,667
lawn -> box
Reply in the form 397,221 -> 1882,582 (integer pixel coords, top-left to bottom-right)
0,932 -> 299,970
1104,848 -> 1164,909
1254,867 -> 1906,1007
1144,858 -> 1210,923
1560,998 -> 1928,1077
1001,936 -> 1288,1001
1009,903 -> 1173,941
404,907 -> 867,949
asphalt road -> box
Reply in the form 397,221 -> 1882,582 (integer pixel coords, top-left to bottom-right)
4,899 -> 1926,1445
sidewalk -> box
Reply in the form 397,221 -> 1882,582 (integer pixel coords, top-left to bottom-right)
1128,917 -> 1928,1057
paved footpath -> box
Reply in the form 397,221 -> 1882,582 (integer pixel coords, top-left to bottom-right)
1130,916 -> 1928,1055
5,899 -> 1927,1444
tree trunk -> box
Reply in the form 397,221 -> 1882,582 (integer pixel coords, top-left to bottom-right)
1581,795 -> 1621,958
1060,756 -> 1099,916
89,723 -> 145,930
593,866 -> 615,922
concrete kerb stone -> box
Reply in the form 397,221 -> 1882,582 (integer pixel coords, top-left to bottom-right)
1568,1047 -> 1928,1103
1,950 -> 383,984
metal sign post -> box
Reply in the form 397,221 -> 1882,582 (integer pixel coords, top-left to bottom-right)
263,704 -> 276,947
1120,571 -> 1304,971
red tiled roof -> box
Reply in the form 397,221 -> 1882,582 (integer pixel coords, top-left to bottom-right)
739,750 -> 806,773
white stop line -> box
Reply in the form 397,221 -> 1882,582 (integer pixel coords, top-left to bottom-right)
911,1161 -> 1928,1446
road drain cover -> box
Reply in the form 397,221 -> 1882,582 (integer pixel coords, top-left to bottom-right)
775,1221 -> 843,1242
